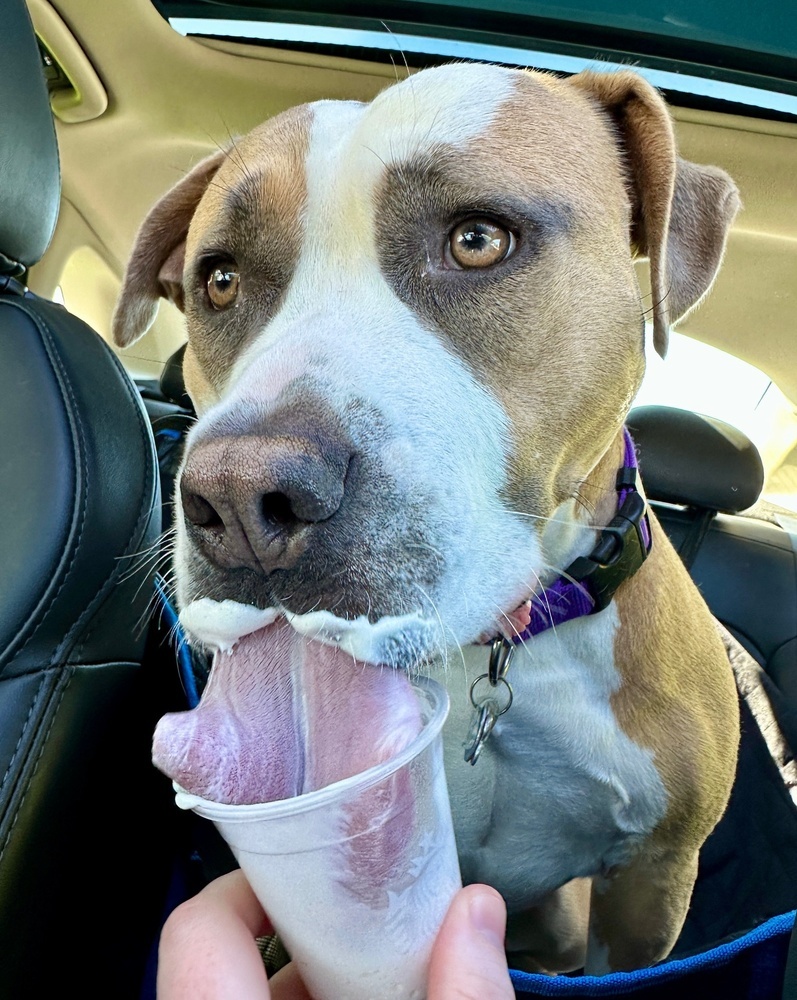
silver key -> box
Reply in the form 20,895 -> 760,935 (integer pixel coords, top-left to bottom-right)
464,701 -> 499,765
463,672 -> 514,766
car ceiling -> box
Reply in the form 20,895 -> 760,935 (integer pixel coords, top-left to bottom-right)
26,0 -> 797,404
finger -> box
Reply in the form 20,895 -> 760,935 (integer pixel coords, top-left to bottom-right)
157,870 -> 273,999
268,962 -> 314,1000
428,884 -> 515,1000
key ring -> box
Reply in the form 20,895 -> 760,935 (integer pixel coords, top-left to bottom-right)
464,636 -> 516,765
469,673 -> 514,716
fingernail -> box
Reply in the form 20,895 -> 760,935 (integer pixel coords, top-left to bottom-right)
467,888 -> 506,951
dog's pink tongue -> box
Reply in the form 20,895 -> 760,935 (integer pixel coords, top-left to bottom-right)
152,619 -> 422,804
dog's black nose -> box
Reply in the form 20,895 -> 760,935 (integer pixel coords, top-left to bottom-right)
180,431 -> 352,573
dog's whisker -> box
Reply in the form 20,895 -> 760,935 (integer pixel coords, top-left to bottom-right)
504,509 -> 576,527
405,540 -> 445,555
221,121 -> 259,190
115,556 -> 162,585
129,557 -> 171,598
164,618 -> 183,651
524,557 -> 605,646
116,548 -> 168,586
133,585 -> 167,638
124,531 -> 175,567
516,565 -> 564,643
491,600 -> 524,640
379,21 -> 417,126
125,558 -> 180,630
440,614 -> 467,686
387,52 -> 401,86
206,176 -> 242,199
640,283 -> 672,320
156,566 -> 179,591
379,21 -> 411,80
576,478 -> 613,494
116,529 -> 174,562
419,106 -> 445,151
362,144 -> 389,170
490,599 -> 534,661
201,127 -> 231,159
413,584 -> 450,676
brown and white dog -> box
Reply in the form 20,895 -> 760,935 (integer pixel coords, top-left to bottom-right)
113,63 -> 741,975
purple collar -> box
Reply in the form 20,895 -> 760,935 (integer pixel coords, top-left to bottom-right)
512,428 -> 652,643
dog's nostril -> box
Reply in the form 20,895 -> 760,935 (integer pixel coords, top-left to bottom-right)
183,492 -> 224,529
261,491 -> 296,528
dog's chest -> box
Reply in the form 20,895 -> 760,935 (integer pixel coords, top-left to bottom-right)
432,608 -> 668,910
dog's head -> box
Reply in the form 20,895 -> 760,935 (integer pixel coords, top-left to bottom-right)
115,64 -> 738,669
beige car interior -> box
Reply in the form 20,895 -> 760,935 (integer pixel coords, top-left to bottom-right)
24,0 -> 797,501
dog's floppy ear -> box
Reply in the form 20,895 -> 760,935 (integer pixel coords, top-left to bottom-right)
569,70 -> 740,357
112,149 -> 227,348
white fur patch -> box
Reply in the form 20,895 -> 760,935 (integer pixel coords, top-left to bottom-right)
586,928 -> 612,976
352,62 -> 518,176
434,605 -> 668,911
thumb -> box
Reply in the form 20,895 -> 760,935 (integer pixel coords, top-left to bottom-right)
428,885 -> 515,1000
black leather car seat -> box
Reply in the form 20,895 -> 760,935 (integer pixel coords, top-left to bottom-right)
0,3 -> 178,995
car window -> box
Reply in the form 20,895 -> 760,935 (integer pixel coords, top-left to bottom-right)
636,331 -> 797,514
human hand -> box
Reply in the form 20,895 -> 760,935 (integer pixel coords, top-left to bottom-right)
157,870 -> 515,999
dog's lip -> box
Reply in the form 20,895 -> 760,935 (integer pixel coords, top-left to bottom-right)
475,596 -> 533,646
178,597 -> 435,666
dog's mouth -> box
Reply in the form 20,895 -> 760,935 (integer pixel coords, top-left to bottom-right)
151,600 -> 434,805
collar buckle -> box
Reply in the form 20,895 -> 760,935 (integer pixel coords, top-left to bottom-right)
566,491 -> 651,613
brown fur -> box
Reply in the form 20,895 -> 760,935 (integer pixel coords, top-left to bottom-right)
570,71 -> 741,357
181,106 -> 312,394
576,450 -> 739,969
112,105 -> 313,401
611,518 -> 739,846
375,72 -> 643,520
522,427 -> 739,972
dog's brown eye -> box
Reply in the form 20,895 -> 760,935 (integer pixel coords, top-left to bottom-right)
448,218 -> 515,269
207,265 -> 240,309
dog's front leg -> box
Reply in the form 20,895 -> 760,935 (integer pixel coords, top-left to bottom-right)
505,878 -> 591,975
585,846 -> 700,974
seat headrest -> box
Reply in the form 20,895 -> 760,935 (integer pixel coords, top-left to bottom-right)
160,343 -> 193,411
627,405 -> 765,513
0,0 -> 60,274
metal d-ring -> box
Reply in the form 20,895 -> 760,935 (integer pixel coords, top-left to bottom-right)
489,636 -> 515,686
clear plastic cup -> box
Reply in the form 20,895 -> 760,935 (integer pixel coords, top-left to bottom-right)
173,676 -> 462,1000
